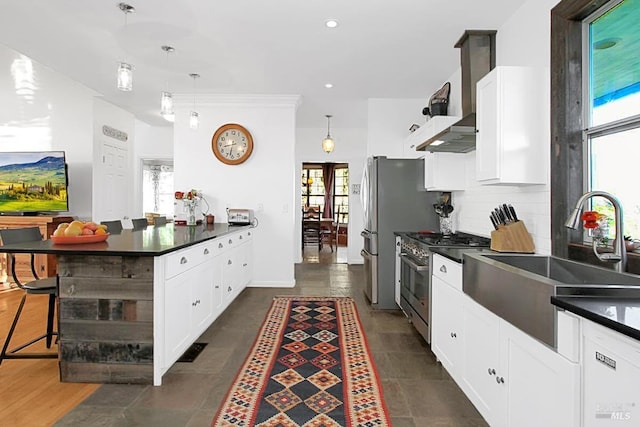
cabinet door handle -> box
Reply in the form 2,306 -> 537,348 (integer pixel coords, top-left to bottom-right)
239,235 -> 243,240
439,265 -> 447,273
248,231 -> 251,236
488,368 -> 496,376
215,285 -> 219,289
228,286 -> 232,292
203,248 -> 210,255
243,263 -> 247,267
228,239 -> 233,244
180,257 -> 188,265
496,376 -> 505,384
450,332 -> 457,338
218,243 -> 224,249
228,259 -> 232,265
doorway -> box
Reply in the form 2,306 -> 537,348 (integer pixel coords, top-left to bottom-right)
301,163 -> 349,264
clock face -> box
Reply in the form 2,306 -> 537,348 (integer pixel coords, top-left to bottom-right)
211,123 -> 254,165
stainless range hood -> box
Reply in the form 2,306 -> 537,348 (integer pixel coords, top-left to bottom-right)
417,30 -> 496,153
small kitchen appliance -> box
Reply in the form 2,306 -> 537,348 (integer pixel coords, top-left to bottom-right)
227,208 -> 254,226
398,231 -> 491,343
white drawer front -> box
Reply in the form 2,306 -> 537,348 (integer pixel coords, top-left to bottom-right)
164,245 -> 203,279
432,254 -> 463,291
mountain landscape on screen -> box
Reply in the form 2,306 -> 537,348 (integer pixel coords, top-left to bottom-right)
0,152 -> 68,212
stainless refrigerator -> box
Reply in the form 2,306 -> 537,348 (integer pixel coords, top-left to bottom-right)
360,156 -> 439,309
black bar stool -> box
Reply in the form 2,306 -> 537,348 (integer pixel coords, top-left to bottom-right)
0,227 -> 58,365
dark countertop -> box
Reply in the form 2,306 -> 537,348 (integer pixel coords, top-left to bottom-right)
0,223 -> 252,257
552,295 -> 640,341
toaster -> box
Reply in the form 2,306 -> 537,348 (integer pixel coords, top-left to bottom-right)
227,208 -> 254,225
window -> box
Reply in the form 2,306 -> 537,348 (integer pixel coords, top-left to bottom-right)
142,161 -> 174,217
585,0 -> 640,240
301,167 -> 325,212
301,164 -> 349,222
333,167 -> 349,223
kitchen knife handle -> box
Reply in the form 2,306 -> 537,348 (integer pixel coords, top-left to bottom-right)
502,204 -> 512,222
508,204 -> 519,222
490,215 -> 499,230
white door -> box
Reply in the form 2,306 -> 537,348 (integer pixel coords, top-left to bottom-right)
99,142 -> 128,221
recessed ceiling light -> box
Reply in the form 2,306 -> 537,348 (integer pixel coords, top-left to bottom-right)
325,83 -> 333,89
325,19 -> 339,28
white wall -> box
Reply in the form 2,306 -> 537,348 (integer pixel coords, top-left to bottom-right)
0,43 -> 96,219
172,94 -> 299,288
426,0 -> 559,254
367,98 -> 425,158
295,126 -> 367,264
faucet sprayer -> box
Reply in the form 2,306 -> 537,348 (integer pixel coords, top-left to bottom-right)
564,191 -> 627,273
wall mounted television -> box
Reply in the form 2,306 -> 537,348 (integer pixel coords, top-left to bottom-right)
0,151 -> 69,215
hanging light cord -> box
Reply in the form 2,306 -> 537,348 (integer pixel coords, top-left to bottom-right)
326,115 -> 332,137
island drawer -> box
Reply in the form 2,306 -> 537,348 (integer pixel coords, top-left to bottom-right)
164,244 -> 206,279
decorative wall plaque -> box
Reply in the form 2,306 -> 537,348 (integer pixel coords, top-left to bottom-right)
102,125 -> 128,142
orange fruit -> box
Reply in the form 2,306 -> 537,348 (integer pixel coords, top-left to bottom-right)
95,228 -> 107,235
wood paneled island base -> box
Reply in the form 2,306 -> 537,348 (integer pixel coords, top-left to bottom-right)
58,255 -> 154,384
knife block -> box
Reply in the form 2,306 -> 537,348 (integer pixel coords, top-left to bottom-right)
490,221 -> 535,253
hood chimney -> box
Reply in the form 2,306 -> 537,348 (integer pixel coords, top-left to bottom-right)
455,30 -> 496,117
417,29 -> 496,153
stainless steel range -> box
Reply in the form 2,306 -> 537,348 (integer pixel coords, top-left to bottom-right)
398,232 -> 491,343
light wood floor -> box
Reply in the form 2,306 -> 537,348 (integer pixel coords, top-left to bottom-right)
0,288 -> 99,426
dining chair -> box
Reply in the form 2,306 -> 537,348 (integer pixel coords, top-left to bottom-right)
0,227 -> 58,365
100,220 -> 123,234
302,207 -> 322,251
132,217 -> 148,230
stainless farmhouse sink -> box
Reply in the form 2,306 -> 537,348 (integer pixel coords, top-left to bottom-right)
463,253 -> 640,348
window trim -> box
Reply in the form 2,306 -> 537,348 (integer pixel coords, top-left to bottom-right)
551,0 -> 613,258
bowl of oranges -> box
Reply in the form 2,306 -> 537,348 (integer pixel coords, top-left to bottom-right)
50,220 -> 110,244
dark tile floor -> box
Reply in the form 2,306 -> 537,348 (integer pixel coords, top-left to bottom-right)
55,249 -> 487,427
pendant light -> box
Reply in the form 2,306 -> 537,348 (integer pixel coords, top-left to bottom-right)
189,73 -> 200,130
116,3 -> 135,91
160,45 -> 175,122
322,114 -> 335,153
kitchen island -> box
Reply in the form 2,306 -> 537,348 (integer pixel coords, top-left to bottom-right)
0,223 -> 253,385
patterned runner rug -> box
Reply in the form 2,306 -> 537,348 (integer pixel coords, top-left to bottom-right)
212,296 -> 391,427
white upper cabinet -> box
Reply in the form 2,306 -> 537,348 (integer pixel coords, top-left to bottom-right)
424,152 -> 466,191
475,66 -> 548,185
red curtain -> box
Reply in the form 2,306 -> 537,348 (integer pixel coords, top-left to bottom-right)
322,163 -> 335,218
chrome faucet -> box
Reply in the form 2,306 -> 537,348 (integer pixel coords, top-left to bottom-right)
565,191 -> 627,273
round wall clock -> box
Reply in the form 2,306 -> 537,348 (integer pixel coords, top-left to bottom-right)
211,123 -> 254,165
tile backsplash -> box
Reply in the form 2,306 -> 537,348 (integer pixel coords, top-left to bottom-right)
451,152 -> 551,254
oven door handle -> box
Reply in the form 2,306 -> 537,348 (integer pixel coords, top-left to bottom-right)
400,254 -> 430,272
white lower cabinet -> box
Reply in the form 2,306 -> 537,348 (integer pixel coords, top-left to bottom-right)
431,253 -> 579,427
431,276 -> 464,380
582,320 -> 640,427
461,298 -> 505,426
162,229 -> 252,373
459,298 -> 580,427
499,320 -> 580,427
